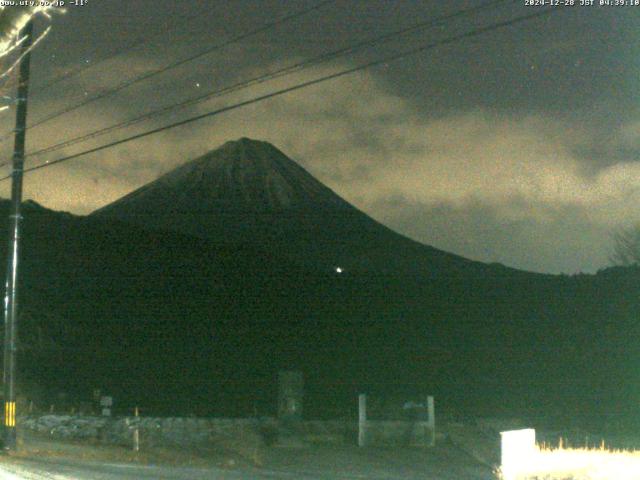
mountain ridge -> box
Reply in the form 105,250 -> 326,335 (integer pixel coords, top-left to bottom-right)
92,137 -> 527,278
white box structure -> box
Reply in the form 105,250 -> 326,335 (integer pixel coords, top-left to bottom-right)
500,428 -> 537,480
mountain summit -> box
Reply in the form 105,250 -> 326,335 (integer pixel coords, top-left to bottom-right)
104,138 -> 350,211
93,138 -> 496,276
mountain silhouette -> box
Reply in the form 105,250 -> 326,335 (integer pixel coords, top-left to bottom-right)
93,138 -> 506,277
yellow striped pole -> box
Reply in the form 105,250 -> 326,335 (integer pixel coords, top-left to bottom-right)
4,401 -> 15,427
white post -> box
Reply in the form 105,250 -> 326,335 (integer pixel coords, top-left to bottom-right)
133,428 -> 139,452
358,393 -> 367,447
427,395 -> 435,447
133,406 -> 140,452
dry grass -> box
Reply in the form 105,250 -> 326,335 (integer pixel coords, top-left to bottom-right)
497,441 -> 640,480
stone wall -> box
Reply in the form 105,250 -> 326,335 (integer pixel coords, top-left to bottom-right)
20,415 -> 268,448
19,414 -> 432,448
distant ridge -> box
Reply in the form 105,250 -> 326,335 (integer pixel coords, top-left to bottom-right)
92,137 -> 514,277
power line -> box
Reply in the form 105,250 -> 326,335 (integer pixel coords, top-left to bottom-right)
4,0 -> 335,139
24,0 -> 513,161
5,7 -> 563,179
0,7 -> 564,183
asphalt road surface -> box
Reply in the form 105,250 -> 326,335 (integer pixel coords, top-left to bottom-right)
0,458 -> 288,479
0,446 -> 497,479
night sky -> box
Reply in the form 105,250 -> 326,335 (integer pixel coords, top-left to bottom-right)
0,0 -> 636,274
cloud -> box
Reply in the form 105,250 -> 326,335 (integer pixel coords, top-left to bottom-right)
3,58 -> 639,273
373,197 -> 612,274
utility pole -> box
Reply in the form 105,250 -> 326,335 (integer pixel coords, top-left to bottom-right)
3,20 -> 34,451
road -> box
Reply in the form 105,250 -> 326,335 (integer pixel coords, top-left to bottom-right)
0,458 -> 317,479
0,429 -> 499,480
0,447 -> 497,480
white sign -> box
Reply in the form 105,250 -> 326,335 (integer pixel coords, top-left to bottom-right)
500,428 -> 537,480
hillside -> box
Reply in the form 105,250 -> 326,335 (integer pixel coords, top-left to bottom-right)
0,141 -> 634,425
